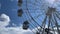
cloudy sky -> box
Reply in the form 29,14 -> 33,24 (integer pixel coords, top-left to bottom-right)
0,0 -> 60,34
0,14 -> 34,34
0,0 -> 36,34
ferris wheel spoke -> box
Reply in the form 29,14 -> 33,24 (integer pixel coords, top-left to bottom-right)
56,11 -> 60,15
26,6 -> 43,29
29,20 -> 40,31
25,8 -> 41,31
53,14 -> 60,34
29,26 -> 36,34
50,14 -> 58,32
25,9 -> 42,29
30,23 -> 38,31
46,16 -> 52,34
27,13 -> 40,31
29,18 -> 37,28
41,16 -> 47,34
41,15 -> 47,27
34,13 -> 45,19
51,13 -> 58,31
26,17 -> 40,32
27,5 -> 46,11
55,12 -> 60,20
26,7 -> 43,30
50,19 -> 56,34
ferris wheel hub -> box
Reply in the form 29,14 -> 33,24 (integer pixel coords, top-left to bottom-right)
46,7 -> 56,16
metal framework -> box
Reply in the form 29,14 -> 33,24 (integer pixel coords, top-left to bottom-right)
18,0 -> 60,34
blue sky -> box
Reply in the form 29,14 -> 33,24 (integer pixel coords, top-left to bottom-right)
0,0 -> 60,27
0,0 -> 46,34
0,0 -> 45,27
0,0 -> 26,27
0,0 -> 60,34
0,0 -> 34,34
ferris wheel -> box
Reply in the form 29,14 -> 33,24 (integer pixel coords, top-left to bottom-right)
17,0 -> 60,34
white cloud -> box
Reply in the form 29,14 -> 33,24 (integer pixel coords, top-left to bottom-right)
6,27 -> 34,34
0,14 -> 34,34
0,26 -> 34,34
0,14 -> 59,34
0,14 -> 10,27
